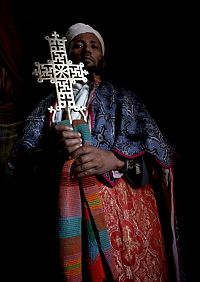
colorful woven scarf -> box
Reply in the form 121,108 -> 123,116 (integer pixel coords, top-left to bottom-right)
58,119 -> 116,281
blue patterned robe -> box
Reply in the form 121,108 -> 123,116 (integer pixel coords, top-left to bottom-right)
9,81 -> 174,180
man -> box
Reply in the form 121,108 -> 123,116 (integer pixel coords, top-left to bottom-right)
8,23 -> 182,281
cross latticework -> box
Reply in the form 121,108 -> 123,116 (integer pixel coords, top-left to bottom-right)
32,31 -> 88,123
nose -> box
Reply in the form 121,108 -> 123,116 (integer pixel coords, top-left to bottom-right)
84,43 -> 92,53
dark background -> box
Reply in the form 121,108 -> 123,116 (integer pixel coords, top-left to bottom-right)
1,0 -> 197,281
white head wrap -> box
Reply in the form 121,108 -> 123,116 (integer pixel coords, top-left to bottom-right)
66,23 -> 105,55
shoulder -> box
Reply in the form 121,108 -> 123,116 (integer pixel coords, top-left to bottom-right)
98,81 -> 139,99
102,81 -> 145,108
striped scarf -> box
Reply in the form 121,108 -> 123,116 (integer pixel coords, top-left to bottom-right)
58,119 -> 116,281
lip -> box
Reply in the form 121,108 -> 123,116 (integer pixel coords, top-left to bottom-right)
83,57 -> 94,63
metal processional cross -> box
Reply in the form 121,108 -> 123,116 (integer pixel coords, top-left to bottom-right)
32,31 -> 89,124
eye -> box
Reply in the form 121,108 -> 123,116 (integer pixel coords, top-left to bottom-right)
91,44 -> 99,49
73,42 -> 84,49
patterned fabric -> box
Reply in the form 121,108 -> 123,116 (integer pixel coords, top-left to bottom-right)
58,120 -> 117,281
9,82 -> 174,172
90,83 -> 174,186
99,179 -> 169,282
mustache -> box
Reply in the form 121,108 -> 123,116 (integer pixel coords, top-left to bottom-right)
81,56 -> 94,63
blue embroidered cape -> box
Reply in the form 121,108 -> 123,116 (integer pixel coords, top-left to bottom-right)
9,81 -> 174,186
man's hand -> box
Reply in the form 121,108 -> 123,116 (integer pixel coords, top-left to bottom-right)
55,124 -> 82,155
55,124 -> 125,177
71,145 -> 125,178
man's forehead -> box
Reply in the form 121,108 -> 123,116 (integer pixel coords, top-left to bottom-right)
73,32 -> 101,44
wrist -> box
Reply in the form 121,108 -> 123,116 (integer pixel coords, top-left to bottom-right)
119,158 -> 135,174
110,151 -> 125,171
116,158 -> 126,171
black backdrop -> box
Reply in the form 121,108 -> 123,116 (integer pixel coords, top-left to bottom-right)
2,1 -> 198,281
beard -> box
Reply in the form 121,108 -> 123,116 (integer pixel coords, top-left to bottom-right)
82,58 -> 105,77
68,53 -> 105,76
84,64 -> 100,74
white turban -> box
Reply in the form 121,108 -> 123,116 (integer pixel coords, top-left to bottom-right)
66,23 -> 105,55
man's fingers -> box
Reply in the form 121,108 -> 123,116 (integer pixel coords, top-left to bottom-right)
71,145 -> 93,159
55,124 -> 73,132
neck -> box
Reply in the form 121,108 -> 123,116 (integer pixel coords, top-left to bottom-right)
87,72 -> 102,85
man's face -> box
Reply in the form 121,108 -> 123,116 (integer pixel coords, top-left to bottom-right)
68,32 -> 104,72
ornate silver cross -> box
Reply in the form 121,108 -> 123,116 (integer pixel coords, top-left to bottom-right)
32,31 -> 88,124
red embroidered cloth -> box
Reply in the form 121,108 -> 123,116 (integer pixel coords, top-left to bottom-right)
99,179 -> 169,282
